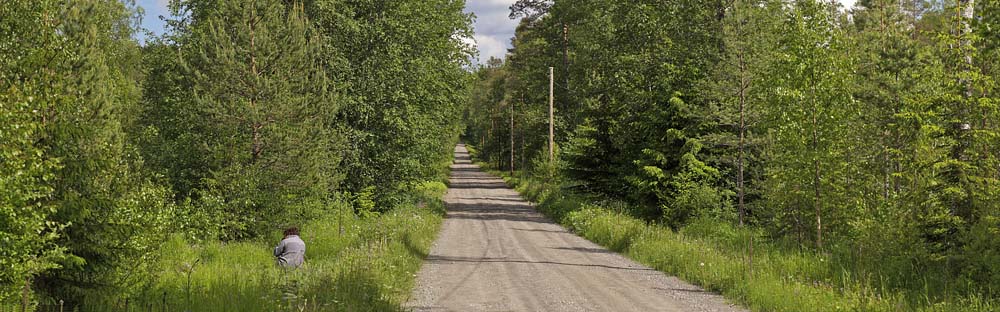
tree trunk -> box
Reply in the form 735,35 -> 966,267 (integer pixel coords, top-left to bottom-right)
491,119 -> 496,167
812,89 -> 823,251
521,95 -> 527,171
958,0 -> 974,113
794,184 -> 803,247
511,101 -> 515,175
21,277 -> 29,312
498,116 -> 503,170
812,100 -> 823,250
960,0 -> 975,96
249,2 -> 261,164
953,0 -> 975,216
737,46 -> 748,227
729,0 -> 752,276
251,123 -> 262,163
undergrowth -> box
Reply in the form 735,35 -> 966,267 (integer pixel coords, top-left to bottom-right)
59,181 -> 447,312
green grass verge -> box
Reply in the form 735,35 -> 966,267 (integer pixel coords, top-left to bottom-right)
490,171 -> 997,312
79,181 -> 447,312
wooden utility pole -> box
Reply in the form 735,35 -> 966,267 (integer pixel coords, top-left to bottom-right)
549,67 -> 555,162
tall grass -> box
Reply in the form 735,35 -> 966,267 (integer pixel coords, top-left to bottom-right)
62,181 -> 448,312
494,171 -> 998,312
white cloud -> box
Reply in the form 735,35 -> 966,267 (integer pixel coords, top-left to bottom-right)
473,34 -> 509,64
464,0 -> 518,65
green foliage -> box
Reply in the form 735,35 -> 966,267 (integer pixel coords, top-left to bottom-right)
0,0 -> 66,301
631,128 -> 732,227
3,0 -> 472,308
305,0 -> 473,208
471,0 -> 727,218
0,86 -> 64,303
501,172 -> 999,311
162,0 -> 342,240
0,0 -> 177,305
85,193 -> 444,311
468,0 -> 1000,307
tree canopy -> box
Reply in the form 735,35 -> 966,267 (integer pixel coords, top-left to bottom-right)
466,0 -> 1000,302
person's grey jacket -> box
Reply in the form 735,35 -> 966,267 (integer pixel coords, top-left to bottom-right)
274,235 -> 306,268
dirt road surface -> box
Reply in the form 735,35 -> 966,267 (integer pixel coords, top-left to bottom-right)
405,144 -> 746,312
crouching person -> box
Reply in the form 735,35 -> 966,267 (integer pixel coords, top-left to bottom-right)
274,227 -> 305,268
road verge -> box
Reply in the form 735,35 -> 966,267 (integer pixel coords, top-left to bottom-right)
79,181 -> 447,312
487,170 -> 996,312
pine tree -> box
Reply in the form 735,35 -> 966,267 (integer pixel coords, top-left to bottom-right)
179,0 -> 341,239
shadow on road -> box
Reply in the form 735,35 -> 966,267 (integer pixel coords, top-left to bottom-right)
444,202 -> 552,223
425,255 -> 655,272
446,182 -> 510,189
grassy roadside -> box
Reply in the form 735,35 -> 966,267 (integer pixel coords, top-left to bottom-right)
483,166 -> 997,312
79,181 -> 447,312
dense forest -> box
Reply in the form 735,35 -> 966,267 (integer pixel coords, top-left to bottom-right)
4,0 -> 1000,310
466,0 -> 999,309
2,0 -> 471,309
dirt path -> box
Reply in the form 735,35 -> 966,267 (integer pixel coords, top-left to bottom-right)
405,144 -> 746,312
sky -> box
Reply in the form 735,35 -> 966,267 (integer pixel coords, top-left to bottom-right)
134,0 -> 858,63
458,0 -> 857,64
135,0 -> 171,43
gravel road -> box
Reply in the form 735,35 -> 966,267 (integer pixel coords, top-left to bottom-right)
405,144 -> 746,312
